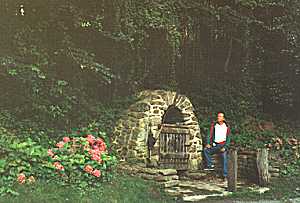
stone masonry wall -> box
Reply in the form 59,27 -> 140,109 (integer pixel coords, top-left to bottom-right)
112,90 -> 202,170
210,149 -> 280,182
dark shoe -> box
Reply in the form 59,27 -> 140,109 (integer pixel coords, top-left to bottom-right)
203,165 -> 215,171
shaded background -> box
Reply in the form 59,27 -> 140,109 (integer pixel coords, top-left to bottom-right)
0,0 -> 299,132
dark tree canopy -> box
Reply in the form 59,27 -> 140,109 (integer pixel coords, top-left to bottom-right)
0,0 -> 300,128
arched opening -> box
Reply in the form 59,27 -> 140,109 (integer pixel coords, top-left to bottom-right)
162,105 -> 185,124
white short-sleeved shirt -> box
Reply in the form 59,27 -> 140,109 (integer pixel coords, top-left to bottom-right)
214,123 -> 227,143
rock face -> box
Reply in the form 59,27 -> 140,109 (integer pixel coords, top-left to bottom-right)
112,90 -> 202,169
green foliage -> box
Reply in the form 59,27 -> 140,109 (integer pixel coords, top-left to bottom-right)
0,127 -> 48,196
0,175 -> 173,203
46,133 -> 117,191
1,0 -> 300,129
281,159 -> 300,177
82,96 -> 137,136
0,124 -> 117,196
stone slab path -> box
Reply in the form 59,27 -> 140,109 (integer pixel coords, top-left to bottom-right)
117,163 -> 299,203
163,178 -> 272,202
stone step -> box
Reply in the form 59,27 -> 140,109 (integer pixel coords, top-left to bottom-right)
159,180 -> 180,188
159,169 -> 178,176
182,192 -> 231,202
155,175 -> 179,182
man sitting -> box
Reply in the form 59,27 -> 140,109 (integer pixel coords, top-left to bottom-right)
203,112 -> 231,180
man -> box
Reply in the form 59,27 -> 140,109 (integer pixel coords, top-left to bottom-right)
203,112 -> 230,180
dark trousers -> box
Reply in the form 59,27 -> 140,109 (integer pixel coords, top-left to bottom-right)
203,143 -> 228,177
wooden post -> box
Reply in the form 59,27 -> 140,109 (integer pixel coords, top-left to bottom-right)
256,148 -> 269,186
227,149 -> 238,192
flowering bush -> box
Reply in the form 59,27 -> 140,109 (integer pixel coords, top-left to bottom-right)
0,124 -> 117,196
47,132 -> 117,186
17,173 -> 36,184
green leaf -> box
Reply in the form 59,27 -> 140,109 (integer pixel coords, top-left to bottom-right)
7,69 -> 17,76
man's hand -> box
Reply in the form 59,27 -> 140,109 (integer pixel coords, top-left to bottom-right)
220,147 -> 226,152
205,144 -> 211,148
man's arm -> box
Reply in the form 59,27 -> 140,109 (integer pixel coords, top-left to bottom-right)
206,131 -> 211,148
206,122 -> 214,148
224,127 -> 231,150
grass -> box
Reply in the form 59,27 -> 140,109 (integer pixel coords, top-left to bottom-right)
2,174 -> 299,203
1,174 -> 300,203
0,174 -> 174,203
261,175 -> 300,200
205,174 -> 300,202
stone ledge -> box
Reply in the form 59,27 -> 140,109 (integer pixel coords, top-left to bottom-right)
159,180 -> 180,188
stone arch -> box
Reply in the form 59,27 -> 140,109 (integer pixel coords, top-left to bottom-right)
112,90 -> 202,169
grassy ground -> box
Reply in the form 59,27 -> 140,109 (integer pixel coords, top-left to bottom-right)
203,175 -> 300,203
0,175 -> 174,203
1,173 -> 299,203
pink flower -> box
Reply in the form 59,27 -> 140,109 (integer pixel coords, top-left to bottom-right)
88,149 -> 96,155
96,138 -> 104,145
99,143 -> 106,152
17,173 -> 26,184
84,165 -> 93,173
91,154 -> 101,161
87,134 -> 94,140
48,149 -> 54,157
56,141 -> 64,148
87,134 -> 95,145
93,145 -> 99,150
94,148 -> 100,154
63,137 -> 70,143
53,162 -> 64,171
92,169 -> 101,177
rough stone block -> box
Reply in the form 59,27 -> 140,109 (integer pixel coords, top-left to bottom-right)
155,175 -> 179,182
270,173 -> 280,177
160,180 -> 180,188
184,172 -> 207,180
159,169 -> 178,176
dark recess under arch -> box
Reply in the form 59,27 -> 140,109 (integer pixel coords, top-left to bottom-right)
162,105 -> 185,124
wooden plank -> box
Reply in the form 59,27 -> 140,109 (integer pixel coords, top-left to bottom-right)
184,134 -> 187,152
185,134 -> 190,145
160,124 -> 190,129
176,133 -> 179,153
228,149 -> 238,192
167,133 -> 170,153
160,152 -> 190,159
171,133 -> 173,152
179,134 -> 185,152
158,127 -> 190,169
161,127 -> 190,134
256,148 -> 269,186
165,133 -> 168,153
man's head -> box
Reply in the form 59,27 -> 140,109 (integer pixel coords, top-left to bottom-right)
217,112 -> 225,124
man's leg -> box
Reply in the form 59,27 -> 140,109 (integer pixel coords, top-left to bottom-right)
221,150 -> 228,177
203,147 -> 213,168
204,145 -> 222,168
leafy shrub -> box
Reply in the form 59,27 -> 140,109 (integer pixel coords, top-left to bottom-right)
0,127 -> 48,196
45,126 -> 117,192
0,124 -> 117,196
46,132 -> 117,188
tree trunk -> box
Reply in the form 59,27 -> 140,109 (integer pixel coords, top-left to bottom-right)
256,148 -> 269,186
227,149 -> 237,192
